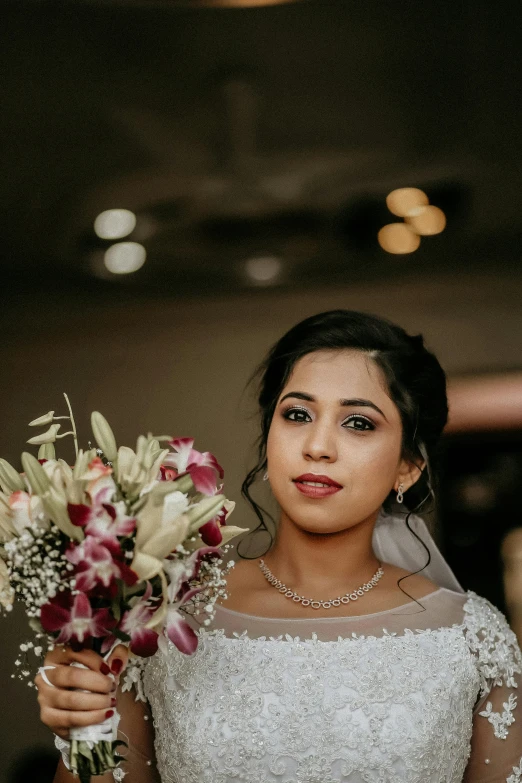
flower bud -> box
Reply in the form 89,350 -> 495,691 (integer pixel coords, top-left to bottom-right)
91,412 -> 118,463
28,411 -> 55,427
27,423 -> 61,445
0,459 -> 25,492
21,452 -> 51,496
38,443 -> 56,460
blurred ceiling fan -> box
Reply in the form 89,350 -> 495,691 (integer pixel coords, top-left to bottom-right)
70,74 -> 382,260
68,69 -> 467,272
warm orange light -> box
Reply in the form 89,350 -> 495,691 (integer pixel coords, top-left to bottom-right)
378,223 -> 421,254
406,205 -> 446,236
386,188 -> 429,218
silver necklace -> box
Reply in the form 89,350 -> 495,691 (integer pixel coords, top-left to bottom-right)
259,559 -> 384,610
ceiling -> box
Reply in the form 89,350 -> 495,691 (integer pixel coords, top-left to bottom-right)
1,0 -> 521,297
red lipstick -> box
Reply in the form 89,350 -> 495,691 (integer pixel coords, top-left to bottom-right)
293,473 -> 343,498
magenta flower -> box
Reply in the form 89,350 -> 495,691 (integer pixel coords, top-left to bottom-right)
101,583 -> 159,657
162,438 -> 224,496
164,606 -> 198,655
68,501 -> 136,553
198,503 -> 231,546
160,547 -> 221,655
66,537 -> 137,592
40,592 -> 115,646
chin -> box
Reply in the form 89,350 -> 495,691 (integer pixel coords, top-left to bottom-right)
288,510 -> 354,536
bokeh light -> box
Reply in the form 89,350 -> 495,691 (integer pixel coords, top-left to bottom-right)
386,188 -> 429,218
377,223 -> 421,254
406,205 -> 447,236
94,209 -> 137,240
104,242 -> 146,274
244,256 -> 282,284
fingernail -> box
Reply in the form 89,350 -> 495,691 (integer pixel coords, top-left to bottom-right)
110,697 -> 117,706
105,710 -> 114,719
111,659 -> 123,675
100,662 -> 111,675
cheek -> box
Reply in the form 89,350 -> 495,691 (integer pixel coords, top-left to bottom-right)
266,421 -> 287,472
339,435 -> 401,486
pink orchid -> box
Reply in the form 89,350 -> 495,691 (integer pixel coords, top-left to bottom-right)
163,606 -> 198,655
160,547 -> 221,655
162,438 -> 224,496
79,457 -> 118,508
40,591 -> 115,646
163,546 -> 221,605
68,501 -> 136,552
198,503 -> 231,547
66,537 -> 137,592
101,583 -> 159,657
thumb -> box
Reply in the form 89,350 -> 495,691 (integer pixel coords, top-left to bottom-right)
106,644 -> 129,678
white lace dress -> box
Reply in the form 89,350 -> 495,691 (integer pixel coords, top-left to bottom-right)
121,588 -> 522,783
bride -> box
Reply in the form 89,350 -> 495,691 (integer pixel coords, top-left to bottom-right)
36,310 -> 522,782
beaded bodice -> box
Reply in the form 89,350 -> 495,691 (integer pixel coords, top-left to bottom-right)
140,589 -> 522,783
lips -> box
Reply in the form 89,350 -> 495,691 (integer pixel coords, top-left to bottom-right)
293,473 -> 343,499
293,473 -> 343,488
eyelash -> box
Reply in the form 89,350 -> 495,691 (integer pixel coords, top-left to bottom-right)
281,406 -> 376,431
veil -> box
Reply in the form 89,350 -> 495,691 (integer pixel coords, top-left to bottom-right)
372,506 -> 464,593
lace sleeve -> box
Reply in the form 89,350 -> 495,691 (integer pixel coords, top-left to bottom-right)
462,593 -> 522,782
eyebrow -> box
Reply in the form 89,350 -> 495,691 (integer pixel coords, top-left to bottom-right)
279,391 -> 388,421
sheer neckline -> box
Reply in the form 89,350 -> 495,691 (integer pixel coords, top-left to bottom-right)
215,586 -> 452,622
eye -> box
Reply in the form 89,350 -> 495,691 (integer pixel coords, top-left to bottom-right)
343,415 -> 375,431
282,407 -> 312,423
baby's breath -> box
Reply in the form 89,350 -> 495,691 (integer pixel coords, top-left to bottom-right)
4,524 -> 73,619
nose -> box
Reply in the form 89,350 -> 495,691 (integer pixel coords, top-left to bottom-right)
303,419 -> 338,463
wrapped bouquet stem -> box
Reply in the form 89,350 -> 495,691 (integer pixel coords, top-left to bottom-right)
0,395 -> 246,781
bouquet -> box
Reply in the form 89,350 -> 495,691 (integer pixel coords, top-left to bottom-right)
0,395 -> 246,782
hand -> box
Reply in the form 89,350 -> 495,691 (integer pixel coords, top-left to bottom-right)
35,644 -> 129,740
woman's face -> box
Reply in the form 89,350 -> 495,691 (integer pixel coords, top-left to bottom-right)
266,349 -> 415,535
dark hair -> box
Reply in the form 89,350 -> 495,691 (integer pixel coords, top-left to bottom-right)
239,310 -> 448,585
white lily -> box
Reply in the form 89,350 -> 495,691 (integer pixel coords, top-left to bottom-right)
130,514 -> 191,579
91,412 -> 118,464
220,524 -> 249,545
117,443 -> 169,499
0,493 -> 16,542
0,459 -> 25,493
8,491 -> 49,535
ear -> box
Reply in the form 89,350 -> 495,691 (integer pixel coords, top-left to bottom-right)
395,456 -> 426,493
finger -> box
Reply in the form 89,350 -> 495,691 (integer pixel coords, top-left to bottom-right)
41,706 -> 114,730
41,664 -> 114,694
106,644 -> 129,677
46,646 -> 114,675
42,686 -> 116,712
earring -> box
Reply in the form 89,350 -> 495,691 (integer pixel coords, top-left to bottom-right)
396,483 -> 404,504
263,471 -> 269,482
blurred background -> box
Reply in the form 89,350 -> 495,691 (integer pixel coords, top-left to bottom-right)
1,0 -> 522,778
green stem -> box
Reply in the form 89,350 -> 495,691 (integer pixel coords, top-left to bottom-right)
63,393 -> 79,459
